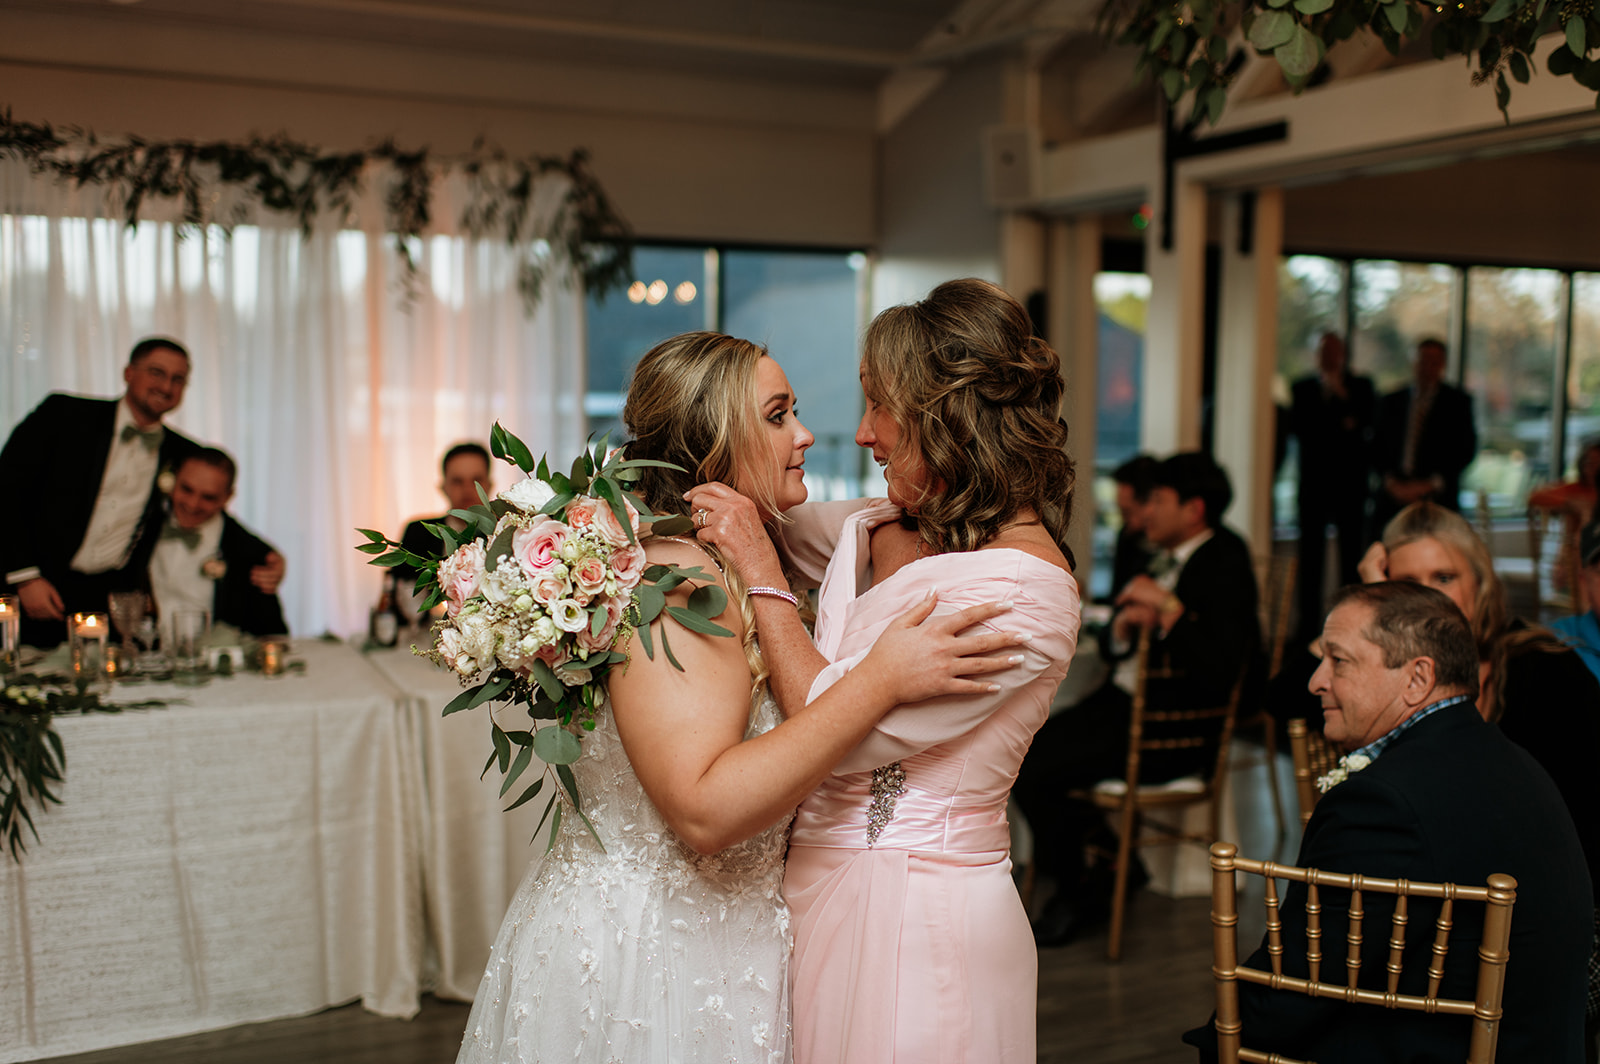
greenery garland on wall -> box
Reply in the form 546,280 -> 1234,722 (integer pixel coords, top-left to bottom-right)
1099,0 -> 1600,126
0,109 -> 634,311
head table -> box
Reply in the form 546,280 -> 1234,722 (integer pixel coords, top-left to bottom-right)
0,636 -> 547,1063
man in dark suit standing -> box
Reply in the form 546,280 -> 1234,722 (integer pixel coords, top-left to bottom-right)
147,449 -> 287,637
1015,451 -> 1262,945
1370,337 -> 1477,535
1185,581 -> 1591,1063
1,338 -> 206,648
1287,332 -> 1375,637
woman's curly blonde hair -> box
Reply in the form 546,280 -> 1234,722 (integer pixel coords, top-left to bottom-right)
861,278 -> 1076,564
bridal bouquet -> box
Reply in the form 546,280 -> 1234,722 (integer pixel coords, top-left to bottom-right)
357,424 -> 731,848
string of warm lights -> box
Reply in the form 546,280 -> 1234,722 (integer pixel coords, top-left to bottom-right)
625,279 -> 698,305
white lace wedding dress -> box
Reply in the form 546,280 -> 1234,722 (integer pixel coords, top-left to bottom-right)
455,693 -> 794,1064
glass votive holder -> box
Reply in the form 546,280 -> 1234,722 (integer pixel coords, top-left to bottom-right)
259,638 -> 289,677
0,594 -> 18,675
70,612 -> 111,692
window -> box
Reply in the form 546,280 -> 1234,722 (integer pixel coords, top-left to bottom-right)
583,244 -> 872,501
1089,271 -> 1149,600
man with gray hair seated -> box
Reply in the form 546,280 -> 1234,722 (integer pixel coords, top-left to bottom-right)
1185,581 -> 1591,1063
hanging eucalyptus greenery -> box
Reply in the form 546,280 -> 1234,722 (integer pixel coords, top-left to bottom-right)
0,110 -> 634,311
1099,0 -> 1600,127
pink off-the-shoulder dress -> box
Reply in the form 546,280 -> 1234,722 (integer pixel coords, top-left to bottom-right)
782,500 -> 1081,1064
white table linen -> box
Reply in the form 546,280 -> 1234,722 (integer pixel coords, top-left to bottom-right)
0,639 -> 426,1063
362,642 -> 549,1002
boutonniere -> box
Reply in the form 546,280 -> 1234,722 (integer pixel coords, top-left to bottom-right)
200,554 -> 227,581
1316,751 -> 1372,793
157,465 -> 177,495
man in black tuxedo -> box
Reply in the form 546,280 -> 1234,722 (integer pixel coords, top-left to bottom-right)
394,442 -> 493,593
1185,581 -> 1592,1063
147,449 -> 287,637
1015,451 -> 1262,945
1287,332 -> 1375,637
1,338 -> 205,648
1370,337 -> 1476,535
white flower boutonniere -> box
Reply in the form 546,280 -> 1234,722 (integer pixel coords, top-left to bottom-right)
1316,751 -> 1372,793
200,555 -> 227,581
157,467 -> 177,495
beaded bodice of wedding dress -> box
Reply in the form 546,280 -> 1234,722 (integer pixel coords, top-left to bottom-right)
456,692 -> 793,1064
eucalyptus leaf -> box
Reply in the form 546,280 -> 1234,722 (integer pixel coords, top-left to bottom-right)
1293,0 -> 1333,13
634,584 -> 667,624
687,584 -> 728,619
532,792 -> 558,846
530,658 -> 564,703
1161,67 -> 1184,100
500,743 -> 533,796
505,776 -> 545,812
356,542 -> 388,555
1149,18 -> 1174,52
665,605 -> 736,639
1480,0 -> 1516,22
546,803 -> 563,854
1249,9 -> 1296,51
1509,50 -> 1530,82
533,726 -> 583,765
485,525 -> 517,570
659,621 -> 683,671
492,723 -> 511,774
1568,16 -> 1587,57
648,514 -> 694,536
1384,0 -> 1409,34
590,606 -> 608,637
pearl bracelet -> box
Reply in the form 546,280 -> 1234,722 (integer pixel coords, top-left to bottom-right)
746,586 -> 799,607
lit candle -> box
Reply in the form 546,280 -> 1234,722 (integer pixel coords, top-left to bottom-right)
0,595 -> 17,673
260,639 -> 286,676
70,612 -> 111,691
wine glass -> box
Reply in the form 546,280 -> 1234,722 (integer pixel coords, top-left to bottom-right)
108,591 -> 149,661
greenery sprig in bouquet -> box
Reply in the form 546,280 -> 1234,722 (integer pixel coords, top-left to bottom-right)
357,425 -> 732,849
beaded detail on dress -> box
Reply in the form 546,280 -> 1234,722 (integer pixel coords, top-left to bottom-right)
865,761 -> 908,848
456,694 -> 793,1064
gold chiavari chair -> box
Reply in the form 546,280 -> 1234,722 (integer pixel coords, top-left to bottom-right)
1286,718 -> 1339,827
1207,840 -> 1517,1064
1078,629 -> 1244,961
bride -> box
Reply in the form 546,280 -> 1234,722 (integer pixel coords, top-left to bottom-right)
455,331 -> 1026,1064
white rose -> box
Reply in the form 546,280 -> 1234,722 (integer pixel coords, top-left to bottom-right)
479,558 -> 527,606
531,616 -> 558,645
554,661 -> 594,685
551,599 -> 588,633
498,476 -> 556,514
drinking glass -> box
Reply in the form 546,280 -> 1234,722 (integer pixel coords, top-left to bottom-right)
0,594 -> 19,675
108,591 -> 149,660
170,608 -> 211,673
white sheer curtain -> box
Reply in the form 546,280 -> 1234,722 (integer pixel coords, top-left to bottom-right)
0,160 -> 587,636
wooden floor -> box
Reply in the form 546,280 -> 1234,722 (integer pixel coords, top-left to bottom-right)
34,893 -> 1233,1064
33,751 -> 1293,1064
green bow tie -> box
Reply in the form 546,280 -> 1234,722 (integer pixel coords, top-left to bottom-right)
161,523 -> 202,550
120,424 -> 164,451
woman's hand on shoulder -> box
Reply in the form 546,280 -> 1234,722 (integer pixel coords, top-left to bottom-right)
684,482 -> 785,586
861,593 -> 1028,705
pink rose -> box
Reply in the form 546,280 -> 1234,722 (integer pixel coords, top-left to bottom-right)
437,541 -> 486,618
564,497 -> 600,534
609,544 -> 647,590
529,573 -> 568,606
576,596 -> 627,655
572,556 -> 608,600
513,516 -> 568,577
590,497 -> 639,548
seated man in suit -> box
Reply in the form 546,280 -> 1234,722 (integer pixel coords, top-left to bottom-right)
147,449 -> 287,637
1109,453 -> 1159,596
395,442 -> 493,582
1014,451 -> 1262,945
1185,581 -> 1592,1063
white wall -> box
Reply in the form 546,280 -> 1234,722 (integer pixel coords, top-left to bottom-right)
0,6 -> 878,247
873,57 -> 1007,312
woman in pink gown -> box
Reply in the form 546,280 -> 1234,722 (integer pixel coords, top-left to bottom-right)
689,278 -> 1081,1063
